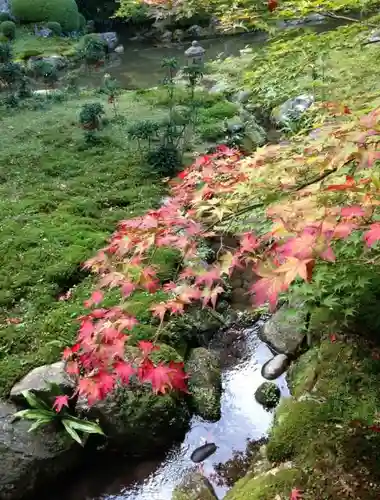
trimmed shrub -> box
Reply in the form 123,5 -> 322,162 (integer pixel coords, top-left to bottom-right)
0,20 -> 16,40
46,21 -> 62,35
0,12 -> 11,22
10,0 -> 80,31
78,13 -> 86,30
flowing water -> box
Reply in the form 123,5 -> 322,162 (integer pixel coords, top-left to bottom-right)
46,319 -> 290,500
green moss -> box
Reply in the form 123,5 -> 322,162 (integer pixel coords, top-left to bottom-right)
150,247 -> 181,282
225,467 -> 304,500
198,101 -> 238,121
198,121 -> 225,142
13,27 -> 77,59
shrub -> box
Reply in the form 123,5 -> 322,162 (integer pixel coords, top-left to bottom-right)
10,0 -> 80,31
0,20 -> 16,40
78,13 -> 86,30
77,34 -> 107,65
0,12 -> 11,22
198,122 -> 225,142
46,21 -> 62,36
0,41 -> 11,63
146,144 -> 181,177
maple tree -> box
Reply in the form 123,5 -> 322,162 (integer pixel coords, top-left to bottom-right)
59,99 -> 380,410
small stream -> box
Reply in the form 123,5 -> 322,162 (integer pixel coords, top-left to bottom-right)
45,319 -> 290,500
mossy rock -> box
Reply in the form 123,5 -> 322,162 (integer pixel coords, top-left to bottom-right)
186,347 -> 221,421
225,465 -> 304,500
255,382 -> 281,409
172,472 -> 218,500
77,382 -> 190,456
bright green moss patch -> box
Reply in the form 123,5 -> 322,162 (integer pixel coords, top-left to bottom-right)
225,467 -> 304,500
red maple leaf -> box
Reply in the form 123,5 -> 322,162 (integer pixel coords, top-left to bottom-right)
364,223 -> 380,247
268,0 -> 278,11
274,257 -> 314,286
117,315 -> 138,331
168,361 -> 189,393
290,488 -> 303,500
141,360 -> 174,394
53,395 -> 69,412
326,175 -> 356,191
113,361 -> 136,384
151,302 -> 169,322
341,205 -> 365,218
239,232 -> 260,254
250,274 -> 288,311
138,340 -> 159,357
84,290 -> 104,308
121,281 -> 136,297
195,268 -> 221,288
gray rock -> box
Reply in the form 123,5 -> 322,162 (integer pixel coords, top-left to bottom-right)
172,472 -> 218,500
272,94 -> 314,126
173,29 -> 185,42
10,361 -> 74,404
232,89 -> 251,104
186,347 -> 222,421
226,116 -> 245,133
209,81 -> 230,94
0,0 -> 10,14
261,354 -> 290,380
114,44 -> 124,54
0,400 -> 81,500
366,30 -> 380,44
255,382 -> 281,409
260,304 -> 306,355
186,24 -> 202,38
160,30 -> 173,43
98,32 -> 119,50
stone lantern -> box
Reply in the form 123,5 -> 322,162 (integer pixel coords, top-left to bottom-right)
185,40 -> 205,66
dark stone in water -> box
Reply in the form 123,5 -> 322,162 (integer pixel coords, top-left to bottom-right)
191,443 -> 217,463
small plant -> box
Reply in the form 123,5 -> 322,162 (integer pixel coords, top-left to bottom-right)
0,21 -> 16,40
31,59 -> 58,87
255,382 -> 281,409
79,101 -> 105,144
102,73 -> 121,118
78,13 -> 86,31
127,119 -> 161,148
146,143 -> 181,176
13,388 -> 104,446
46,21 -> 62,36
0,41 -> 12,64
78,34 -> 107,68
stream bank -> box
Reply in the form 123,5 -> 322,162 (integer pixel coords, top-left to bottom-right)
225,336 -> 380,499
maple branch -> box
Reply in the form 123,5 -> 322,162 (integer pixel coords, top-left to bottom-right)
212,167 -> 339,229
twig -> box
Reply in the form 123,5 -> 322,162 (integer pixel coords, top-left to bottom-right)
323,10 -> 378,28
